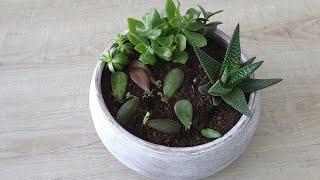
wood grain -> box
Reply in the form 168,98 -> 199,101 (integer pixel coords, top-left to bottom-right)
0,0 -> 319,179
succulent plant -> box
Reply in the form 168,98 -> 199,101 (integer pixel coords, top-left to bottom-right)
111,71 -> 128,102
158,68 -> 184,103
115,34 -> 134,54
194,24 -> 282,116
146,119 -> 182,133
116,97 -> 140,126
174,99 -> 193,130
201,128 -> 222,139
100,47 -> 129,73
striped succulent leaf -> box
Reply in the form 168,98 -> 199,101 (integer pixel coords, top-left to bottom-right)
239,78 -> 282,93
220,23 -> 241,75
208,80 -> 233,96
193,46 -> 221,83
227,61 -> 264,87
222,88 -> 251,116
198,82 -> 212,95
242,57 -> 256,67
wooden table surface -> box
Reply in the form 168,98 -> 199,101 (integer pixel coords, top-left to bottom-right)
1,0 -> 320,179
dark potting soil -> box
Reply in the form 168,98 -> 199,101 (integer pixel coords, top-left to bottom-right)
101,37 -> 243,147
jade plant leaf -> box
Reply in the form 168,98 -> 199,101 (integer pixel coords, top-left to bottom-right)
154,47 -> 172,61
220,23 -> 241,75
139,52 -> 156,65
174,99 -> 193,130
146,119 -> 182,133
134,43 -> 148,54
111,72 -> 128,102
127,18 -> 144,33
116,97 -> 140,126
148,29 -> 162,39
238,78 -> 283,93
201,128 -> 222,138
222,88 -> 251,116
175,34 -> 186,51
184,30 -> 207,47
160,68 -> 184,103
172,50 -> 188,64
187,22 -> 204,31
193,46 -> 221,83
208,80 -> 233,96
227,61 -> 264,87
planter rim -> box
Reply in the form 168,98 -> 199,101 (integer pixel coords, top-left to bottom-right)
91,29 -> 258,155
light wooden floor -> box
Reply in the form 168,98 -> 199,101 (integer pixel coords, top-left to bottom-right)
1,0 -> 320,179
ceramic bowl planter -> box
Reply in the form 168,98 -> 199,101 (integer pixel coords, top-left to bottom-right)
89,29 -> 262,180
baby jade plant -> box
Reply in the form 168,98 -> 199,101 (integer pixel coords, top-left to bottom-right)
194,24 -> 282,117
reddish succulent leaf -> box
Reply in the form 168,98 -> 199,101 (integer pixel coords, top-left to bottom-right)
129,67 -> 150,92
130,60 -> 158,86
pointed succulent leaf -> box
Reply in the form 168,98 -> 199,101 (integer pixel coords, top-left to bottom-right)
166,0 -> 176,19
193,46 -> 222,83
242,57 -> 256,67
221,24 -> 241,74
142,9 -> 162,29
208,80 -> 233,96
205,10 -> 223,19
198,82 -> 212,95
155,47 -> 172,61
129,67 -> 150,92
157,35 -> 174,47
128,18 -> 144,33
174,99 -> 193,130
116,97 -> 140,126
221,88 -> 251,116
228,61 -> 264,87
220,65 -> 232,84
111,72 -> 128,102
163,68 -> 184,102
139,52 -> 156,65
187,21 -> 205,31
184,30 -> 207,47
175,34 -> 186,51
146,119 -> 182,133
172,50 -> 188,64
197,5 -> 207,18
127,31 -> 149,45
201,128 -> 222,138
186,8 -> 201,19
168,16 -> 180,27
238,78 -> 282,93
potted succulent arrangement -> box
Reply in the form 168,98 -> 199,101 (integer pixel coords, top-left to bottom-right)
89,0 -> 281,179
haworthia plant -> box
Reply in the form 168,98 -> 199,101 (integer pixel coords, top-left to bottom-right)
194,24 -> 282,116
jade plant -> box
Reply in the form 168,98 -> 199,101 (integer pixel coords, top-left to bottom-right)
195,24 -> 282,117
99,0 -> 281,142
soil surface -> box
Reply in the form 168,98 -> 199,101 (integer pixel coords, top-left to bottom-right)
101,36 -> 242,147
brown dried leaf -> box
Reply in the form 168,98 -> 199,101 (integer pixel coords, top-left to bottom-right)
129,67 -> 150,92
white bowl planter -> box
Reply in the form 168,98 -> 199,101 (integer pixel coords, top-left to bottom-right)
89,29 -> 262,180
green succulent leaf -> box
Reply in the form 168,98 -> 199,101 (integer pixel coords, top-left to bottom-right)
155,47 -> 172,61
201,128 -> 222,138
193,46 -> 221,83
139,52 -> 156,65
184,30 -> 207,47
187,21 -> 205,31
220,65 -> 232,84
186,8 -> 201,19
169,16 -> 181,27
146,119 -> 182,133
238,78 -> 282,93
205,10 -> 223,19
127,32 -> 148,45
166,0 -> 176,19
116,97 -> 140,126
198,82 -> 212,95
197,5 -> 223,20
157,35 -> 174,47
174,99 -> 193,130
242,57 -> 256,67
212,96 -> 222,106
172,50 -> 188,64
175,34 -> 186,51
208,80 -> 233,96
134,43 -> 148,54
111,72 -> 128,102
162,68 -> 184,102
221,24 -> 241,75
142,9 -> 162,29
128,18 -> 144,33
222,88 -> 251,116
228,61 -> 263,87
148,29 -> 162,39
